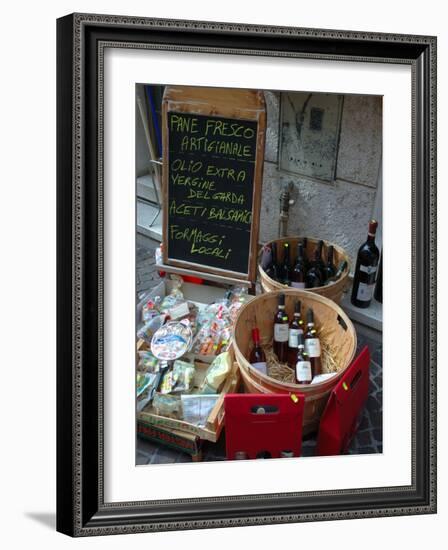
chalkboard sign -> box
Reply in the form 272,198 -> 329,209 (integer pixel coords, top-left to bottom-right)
162,87 -> 266,282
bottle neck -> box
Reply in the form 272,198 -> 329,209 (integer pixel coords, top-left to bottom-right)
278,304 -> 285,311
252,328 -> 261,346
367,232 -> 376,243
336,261 -> 347,276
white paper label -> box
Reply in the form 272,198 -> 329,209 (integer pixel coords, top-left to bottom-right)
288,328 -> 303,348
305,337 -> 321,358
169,301 -> 190,320
296,360 -> 312,382
251,361 -> 267,375
274,323 -> 289,342
359,264 -> 377,275
356,282 -> 375,302
311,372 -> 338,385
290,281 -> 305,289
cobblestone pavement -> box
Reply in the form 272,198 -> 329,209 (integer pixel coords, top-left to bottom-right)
136,240 -> 383,465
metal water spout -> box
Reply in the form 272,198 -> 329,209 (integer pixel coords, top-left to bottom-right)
278,184 -> 295,238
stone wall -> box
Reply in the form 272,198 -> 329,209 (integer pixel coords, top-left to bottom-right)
260,91 -> 382,264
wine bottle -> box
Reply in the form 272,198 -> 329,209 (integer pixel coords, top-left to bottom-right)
260,244 -> 272,270
351,220 -> 380,308
305,249 -> 323,288
304,308 -> 322,377
374,251 -> 382,303
265,242 -> 279,281
315,240 -> 327,282
324,260 -> 348,286
290,243 -> 306,288
302,237 -> 310,271
295,333 -> 312,384
249,328 -> 267,375
322,245 -> 336,281
287,300 -> 304,367
278,242 -> 292,285
273,293 -> 289,363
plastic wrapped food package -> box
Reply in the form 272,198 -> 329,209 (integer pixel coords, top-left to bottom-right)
137,350 -> 159,373
193,321 -> 230,356
227,285 -> 249,302
157,279 -> 199,329
142,297 -> 162,323
138,276 -> 192,325
228,295 -> 250,323
191,289 -> 250,357
199,352 -> 232,394
136,372 -> 160,413
196,300 -> 230,327
153,393 -> 182,419
167,303 -> 199,337
227,286 -> 251,322
137,280 -> 166,324
159,288 -> 185,313
181,394 -> 219,427
193,302 -> 232,357
151,320 -> 193,361
159,360 -> 195,394
136,372 -> 158,397
137,314 -> 166,345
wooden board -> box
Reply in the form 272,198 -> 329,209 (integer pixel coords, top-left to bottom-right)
162,86 -> 266,283
137,422 -> 203,460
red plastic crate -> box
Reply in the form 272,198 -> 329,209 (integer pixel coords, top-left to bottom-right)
224,393 -> 305,459
316,345 -> 370,456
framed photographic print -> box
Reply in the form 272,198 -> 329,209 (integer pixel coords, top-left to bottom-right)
56,13 -> 437,536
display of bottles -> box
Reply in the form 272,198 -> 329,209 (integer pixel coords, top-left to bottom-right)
262,238 -> 348,289
374,251 -> 382,303
290,243 -> 306,288
304,308 -> 322,377
324,260 -> 348,286
305,248 -> 324,288
249,327 -> 267,375
295,333 -> 312,384
287,300 -> 304,368
278,242 -> 292,285
273,293 -> 289,363
351,220 -> 380,308
322,245 -> 336,281
264,242 -> 279,281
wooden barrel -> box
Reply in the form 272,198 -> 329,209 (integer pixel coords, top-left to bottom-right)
258,236 -> 351,304
233,289 -> 357,435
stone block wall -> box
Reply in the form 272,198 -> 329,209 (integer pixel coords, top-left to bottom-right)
260,91 -> 382,264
